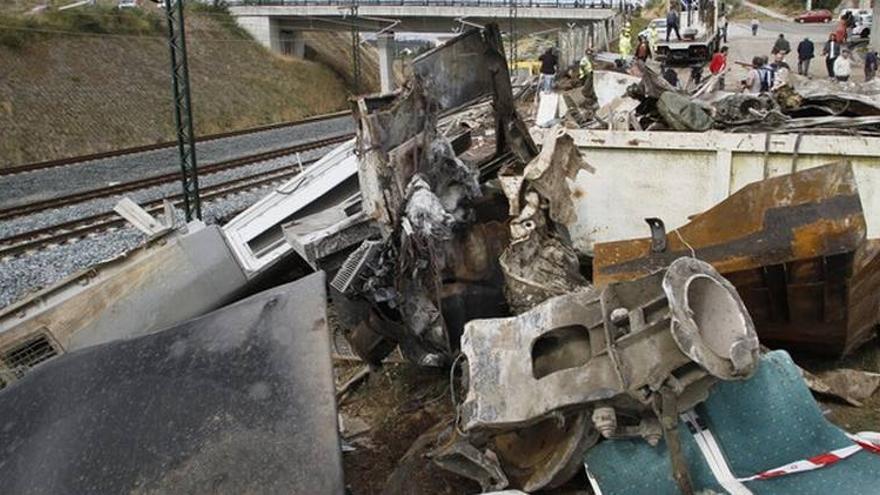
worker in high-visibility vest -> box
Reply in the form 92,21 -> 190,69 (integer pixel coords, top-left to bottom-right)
619,20 -> 632,58
579,48 -> 594,81
648,24 -> 658,55
579,48 -> 595,99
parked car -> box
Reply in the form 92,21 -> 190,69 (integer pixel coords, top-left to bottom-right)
117,0 -> 139,8
840,8 -> 870,20
639,18 -> 667,39
794,9 -> 832,23
853,13 -> 873,39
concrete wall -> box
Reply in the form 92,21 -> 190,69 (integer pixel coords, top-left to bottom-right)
538,129 -> 880,255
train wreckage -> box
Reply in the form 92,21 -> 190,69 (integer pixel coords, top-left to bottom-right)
2,24 -> 880,494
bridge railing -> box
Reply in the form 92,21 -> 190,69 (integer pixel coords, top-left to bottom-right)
230,0 -> 625,8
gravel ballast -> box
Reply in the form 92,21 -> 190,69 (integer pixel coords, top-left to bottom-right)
0,145 -> 331,239
0,116 -> 355,309
0,172 -> 299,309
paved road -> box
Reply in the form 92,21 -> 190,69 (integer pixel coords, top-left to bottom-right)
723,19 -> 842,83
653,18 -> 846,89
741,0 -> 791,22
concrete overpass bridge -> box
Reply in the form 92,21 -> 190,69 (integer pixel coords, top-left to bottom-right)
228,0 -> 620,91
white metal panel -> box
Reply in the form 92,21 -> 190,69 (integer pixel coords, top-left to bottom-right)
221,139 -> 357,275
554,129 -> 880,254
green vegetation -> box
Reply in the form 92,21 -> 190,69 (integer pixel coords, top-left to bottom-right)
629,16 -> 650,39
188,2 -> 251,39
0,6 -> 163,49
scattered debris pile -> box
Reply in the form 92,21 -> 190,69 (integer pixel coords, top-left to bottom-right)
335,26 -> 536,367
544,60 -> 880,135
325,24 -> 880,494
448,257 -> 760,492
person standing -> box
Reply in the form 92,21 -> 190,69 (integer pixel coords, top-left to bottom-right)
797,37 -> 814,76
719,14 -> 729,43
834,49 -> 852,82
771,34 -> 791,55
579,48 -> 594,84
823,33 -> 841,78
759,56 -> 777,91
579,48 -> 595,98
743,56 -> 763,93
634,35 -> 652,61
866,50 -> 879,82
666,8 -> 682,42
619,20 -> 633,58
751,18 -> 759,36
835,14 -> 849,43
771,51 -> 790,70
709,46 -> 728,89
648,22 -> 658,53
538,47 -> 558,93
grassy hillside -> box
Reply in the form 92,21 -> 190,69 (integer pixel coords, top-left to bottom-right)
0,4 -> 360,167
304,31 -> 385,93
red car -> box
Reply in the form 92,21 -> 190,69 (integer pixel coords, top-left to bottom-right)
795,9 -> 833,23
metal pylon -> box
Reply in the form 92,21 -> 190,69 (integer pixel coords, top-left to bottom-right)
163,0 -> 201,221
508,0 -> 518,65
350,3 -> 362,94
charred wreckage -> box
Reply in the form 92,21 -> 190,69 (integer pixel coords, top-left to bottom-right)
2,24 -> 880,495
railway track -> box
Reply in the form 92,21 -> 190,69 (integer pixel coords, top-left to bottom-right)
0,134 -> 353,222
0,110 -> 351,177
0,158 -> 321,259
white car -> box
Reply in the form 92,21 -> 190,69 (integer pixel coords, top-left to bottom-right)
853,13 -> 872,39
639,18 -> 667,40
117,0 -> 139,8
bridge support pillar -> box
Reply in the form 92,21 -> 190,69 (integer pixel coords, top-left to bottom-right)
291,32 -> 306,58
280,30 -> 306,58
235,16 -> 282,53
377,32 -> 396,93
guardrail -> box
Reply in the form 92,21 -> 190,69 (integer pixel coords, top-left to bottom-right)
229,0 -> 630,8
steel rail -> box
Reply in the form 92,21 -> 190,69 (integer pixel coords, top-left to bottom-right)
0,159 -> 320,258
0,134 -> 353,221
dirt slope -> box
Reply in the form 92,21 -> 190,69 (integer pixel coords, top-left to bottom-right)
0,7 -> 356,167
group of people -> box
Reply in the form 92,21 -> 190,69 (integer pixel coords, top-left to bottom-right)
789,32 -> 876,82
619,19 -> 654,62
742,53 -> 787,93
535,11 -> 880,96
794,11 -> 878,83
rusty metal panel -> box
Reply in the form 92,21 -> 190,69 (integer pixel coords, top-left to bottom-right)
846,241 -> 880,354
594,163 -> 865,284
411,28 -> 499,112
593,163 -> 879,355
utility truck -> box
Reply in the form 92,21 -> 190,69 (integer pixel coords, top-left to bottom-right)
654,0 -> 721,65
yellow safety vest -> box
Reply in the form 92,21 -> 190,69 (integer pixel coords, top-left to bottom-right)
579,56 -> 593,79
620,22 -> 632,57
